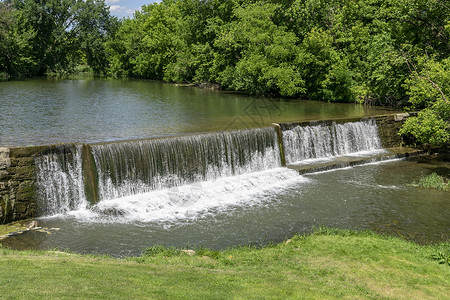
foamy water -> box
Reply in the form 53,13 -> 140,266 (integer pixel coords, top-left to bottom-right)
64,168 -> 308,223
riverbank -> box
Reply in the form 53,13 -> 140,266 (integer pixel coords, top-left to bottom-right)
0,228 -> 448,299
0,219 -> 38,241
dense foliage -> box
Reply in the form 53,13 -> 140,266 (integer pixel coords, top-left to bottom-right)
1,0 -> 449,145
0,0 -> 118,76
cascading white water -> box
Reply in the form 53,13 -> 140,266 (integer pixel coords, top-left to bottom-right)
91,128 -> 281,201
283,119 -> 383,164
34,120 -> 385,220
35,145 -> 88,215
82,167 -> 307,223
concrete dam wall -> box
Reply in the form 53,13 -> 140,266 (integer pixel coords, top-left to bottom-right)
0,114 -> 413,224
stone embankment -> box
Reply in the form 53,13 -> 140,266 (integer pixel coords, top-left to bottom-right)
0,146 -> 58,224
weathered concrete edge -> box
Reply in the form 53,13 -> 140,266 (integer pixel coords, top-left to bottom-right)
278,113 -> 417,130
288,149 -> 425,175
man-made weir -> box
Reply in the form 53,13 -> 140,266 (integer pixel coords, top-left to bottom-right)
91,128 -> 281,203
282,119 -> 383,164
0,114 -> 414,224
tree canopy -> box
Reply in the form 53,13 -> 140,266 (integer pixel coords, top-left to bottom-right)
0,0 -> 118,76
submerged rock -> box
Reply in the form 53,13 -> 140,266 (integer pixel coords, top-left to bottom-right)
26,220 -> 38,229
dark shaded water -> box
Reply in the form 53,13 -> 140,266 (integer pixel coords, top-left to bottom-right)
3,157 -> 449,257
0,78 -> 396,146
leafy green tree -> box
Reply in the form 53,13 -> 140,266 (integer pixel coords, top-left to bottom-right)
403,56 -> 450,109
107,1 -> 181,79
387,0 -> 450,58
106,17 -> 136,76
10,0 -> 116,75
214,2 -> 304,96
0,1 -> 36,77
162,0 -> 235,83
399,57 -> 450,146
12,0 -> 74,74
72,0 -> 118,73
400,105 -> 449,146
296,27 -> 341,101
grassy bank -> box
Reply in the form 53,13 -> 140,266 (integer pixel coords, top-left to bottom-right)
0,228 -> 449,299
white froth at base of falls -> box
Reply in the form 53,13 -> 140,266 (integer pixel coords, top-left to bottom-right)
68,168 -> 308,223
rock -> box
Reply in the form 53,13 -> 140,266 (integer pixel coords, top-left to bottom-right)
92,206 -> 126,217
181,249 -> 196,256
199,82 -> 221,90
394,113 -> 410,121
0,148 -> 11,169
26,220 -> 38,229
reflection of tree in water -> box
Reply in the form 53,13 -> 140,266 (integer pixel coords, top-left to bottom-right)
223,117 -> 252,131
244,99 -> 283,127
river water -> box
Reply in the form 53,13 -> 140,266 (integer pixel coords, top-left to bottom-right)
1,78 -> 448,257
2,157 -> 449,257
0,77 -> 396,146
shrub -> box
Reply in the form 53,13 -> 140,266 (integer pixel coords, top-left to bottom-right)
412,173 -> 449,191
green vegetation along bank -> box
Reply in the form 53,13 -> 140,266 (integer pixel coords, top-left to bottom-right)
412,172 -> 449,191
0,228 -> 449,299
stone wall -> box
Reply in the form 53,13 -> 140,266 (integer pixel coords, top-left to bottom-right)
374,114 -> 410,148
0,146 -> 57,224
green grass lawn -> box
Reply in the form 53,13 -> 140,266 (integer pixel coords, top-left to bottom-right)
0,228 -> 449,299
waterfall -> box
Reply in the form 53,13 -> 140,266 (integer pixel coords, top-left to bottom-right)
33,119 -> 386,219
35,145 -> 88,215
282,119 -> 383,164
91,128 -> 281,201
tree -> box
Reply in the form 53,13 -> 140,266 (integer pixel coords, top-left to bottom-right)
399,57 -> 450,146
72,0 -> 118,73
9,0 -> 117,75
214,2 -> 304,96
163,0 -> 235,83
107,1 -> 181,79
0,1 -> 35,77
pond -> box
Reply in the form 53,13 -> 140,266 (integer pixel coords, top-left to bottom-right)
2,157 -> 449,257
0,77 -> 396,146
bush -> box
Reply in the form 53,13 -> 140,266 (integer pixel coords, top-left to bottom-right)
412,173 -> 449,191
431,242 -> 450,266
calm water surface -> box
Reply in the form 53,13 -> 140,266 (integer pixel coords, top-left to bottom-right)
2,157 -> 449,257
0,78 -> 396,146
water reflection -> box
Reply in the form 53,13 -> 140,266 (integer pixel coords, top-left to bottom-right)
0,78 -> 396,146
